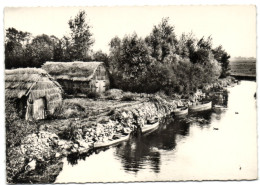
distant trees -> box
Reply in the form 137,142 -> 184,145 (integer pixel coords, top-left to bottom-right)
5,10 -> 94,69
5,28 -> 31,68
26,34 -> 54,67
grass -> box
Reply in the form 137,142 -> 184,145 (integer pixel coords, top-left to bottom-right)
230,59 -> 256,77
47,97 -> 143,121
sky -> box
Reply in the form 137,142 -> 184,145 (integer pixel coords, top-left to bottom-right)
4,6 -> 256,58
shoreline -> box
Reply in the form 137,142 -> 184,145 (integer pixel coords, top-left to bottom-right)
7,77 -> 237,183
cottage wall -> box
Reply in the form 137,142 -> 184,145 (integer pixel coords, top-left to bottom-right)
57,64 -> 110,95
89,65 -> 110,93
57,80 -> 90,95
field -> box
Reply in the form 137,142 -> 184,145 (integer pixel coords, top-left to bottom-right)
230,58 -> 256,77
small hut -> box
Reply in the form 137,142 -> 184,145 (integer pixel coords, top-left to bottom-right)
42,61 -> 110,95
5,68 -> 63,120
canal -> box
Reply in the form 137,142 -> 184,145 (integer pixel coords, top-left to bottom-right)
55,80 -> 257,182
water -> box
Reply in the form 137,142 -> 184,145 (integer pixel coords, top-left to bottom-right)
55,80 -> 257,182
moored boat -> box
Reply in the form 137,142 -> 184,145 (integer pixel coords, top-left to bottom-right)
189,101 -> 212,112
94,134 -> 130,149
172,107 -> 188,117
141,121 -> 160,133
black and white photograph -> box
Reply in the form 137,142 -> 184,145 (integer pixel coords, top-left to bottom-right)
2,3 -> 257,184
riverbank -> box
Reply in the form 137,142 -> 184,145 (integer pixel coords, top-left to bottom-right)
56,80 -> 257,182
6,77 -> 237,183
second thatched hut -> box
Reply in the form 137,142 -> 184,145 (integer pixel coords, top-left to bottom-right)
5,68 -> 63,120
42,61 -> 110,95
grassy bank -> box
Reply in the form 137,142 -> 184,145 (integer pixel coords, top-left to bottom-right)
230,58 -> 256,77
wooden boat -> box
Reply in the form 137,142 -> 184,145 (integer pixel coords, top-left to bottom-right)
172,107 -> 188,117
94,134 -> 130,149
141,121 -> 160,133
189,101 -> 212,112
213,104 -> 227,110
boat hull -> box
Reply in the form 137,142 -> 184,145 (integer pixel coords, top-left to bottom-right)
173,107 -> 188,116
94,134 -> 130,149
189,101 -> 212,112
141,121 -> 160,133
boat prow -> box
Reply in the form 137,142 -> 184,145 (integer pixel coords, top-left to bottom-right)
189,101 -> 212,112
94,134 -> 130,149
141,121 -> 160,134
172,107 -> 188,117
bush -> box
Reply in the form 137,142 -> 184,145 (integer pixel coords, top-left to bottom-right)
58,121 -> 78,140
5,99 -> 38,183
5,99 -> 38,148
57,100 -> 87,119
87,92 -> 101,99
105,89 -> 123,100
121,92 -> 135,101
154,90 -> 170,100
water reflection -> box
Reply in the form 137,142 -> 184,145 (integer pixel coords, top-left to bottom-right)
66,151 -> 94,166
114,90 -> 228,175
56,81 -> 259,183
114,117 -> 192,174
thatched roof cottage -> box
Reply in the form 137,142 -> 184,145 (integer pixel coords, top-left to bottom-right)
42,61 -> 110,95
5,68 -> 63,120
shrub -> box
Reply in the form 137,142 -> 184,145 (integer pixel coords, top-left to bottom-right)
105,89 -> 123,100
87,92 -> 101,99
5,99 -> 38,183
57,100 -> 87,119
154,90 -> 169,100
5,99 -> 38,148
121,92 -> 135,101
58,121 -> 78,140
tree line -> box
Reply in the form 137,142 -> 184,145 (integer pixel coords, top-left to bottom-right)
5,10 -> 231,96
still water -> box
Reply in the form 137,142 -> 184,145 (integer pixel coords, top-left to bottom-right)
55,80 -> 257,182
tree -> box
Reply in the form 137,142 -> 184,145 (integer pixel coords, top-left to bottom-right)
92,50 -> 109,67
108,36 -> 122,74
212,45 -> 231,78
49,35 -> 64,61
189,36 -> 213,64
5,41 -> 24,69
5,28 -> 31,69
145,17 -> 178,63
68,10 -> 94,60
26,34 -> 54,67
5,27 -> 31,45
108,33 -> 154,92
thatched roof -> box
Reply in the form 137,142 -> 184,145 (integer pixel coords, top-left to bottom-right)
42,61 -> 104,81
5,68 -> 63,114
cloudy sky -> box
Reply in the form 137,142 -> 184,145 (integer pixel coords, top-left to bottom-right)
4,6 -> 256,58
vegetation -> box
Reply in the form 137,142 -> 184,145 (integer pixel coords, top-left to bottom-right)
230,58 -> 256,77
107,18 -> 224,95
5,99 -> 39,148
121,92 -> 136,101
68,10 -> 94,61
87,92 -> 101,99
5,10 -> 94,69
5,12 -> 231,96
5,99 -> 39,183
